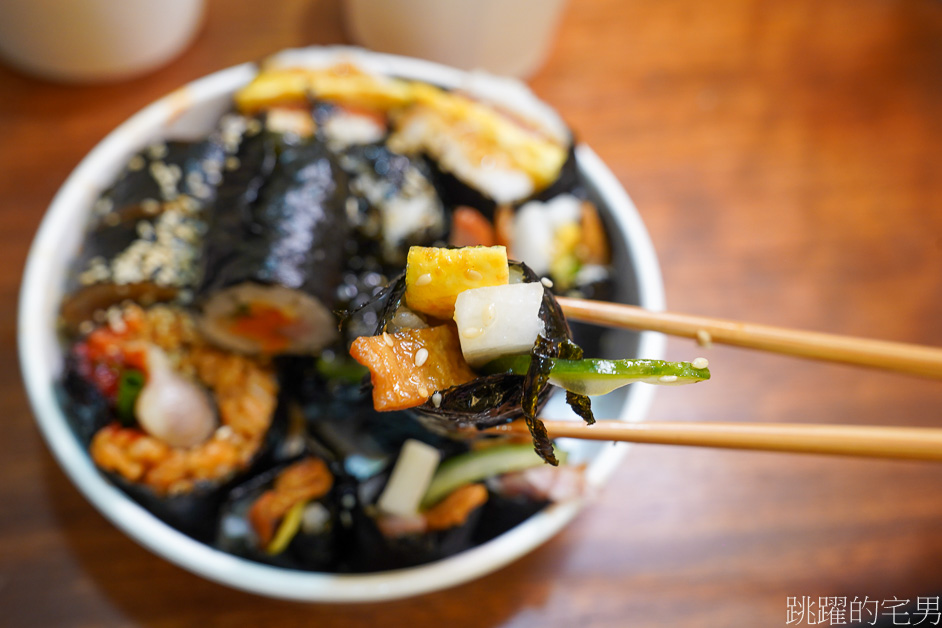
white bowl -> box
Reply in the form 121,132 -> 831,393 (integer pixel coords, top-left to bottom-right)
18,46 -> 665,602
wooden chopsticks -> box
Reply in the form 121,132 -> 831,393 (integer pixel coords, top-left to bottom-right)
556,296 -> 942,379
488,420 -> 942,461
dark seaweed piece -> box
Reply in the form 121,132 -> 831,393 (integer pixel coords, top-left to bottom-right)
98,138 -> 227,214
529,144 -> 581,204
521,334 -> 597,465
472,491 -> 549,544
336,269 -> 408,345
113,475 -> 226,543
522,335 -> 560,465
196,130 -> 350,308
58,354 -> 112,447
337,143 -> 447,269
557,340 -> 595,426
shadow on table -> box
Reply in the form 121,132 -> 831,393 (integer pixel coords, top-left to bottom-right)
43,449 -> 573,626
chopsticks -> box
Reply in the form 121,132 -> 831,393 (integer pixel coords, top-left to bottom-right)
556,296 -> 942,379
487,420 -> 942,461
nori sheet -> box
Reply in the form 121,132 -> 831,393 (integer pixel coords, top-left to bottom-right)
196,129 -> 350,307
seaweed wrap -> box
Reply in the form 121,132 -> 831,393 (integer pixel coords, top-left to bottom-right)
61,303 -> 280,540
197,128 -> 351,355
338,143 -> 446,267
349,439 -> 486,571
216,456 -> 347,570
60,136 -> 230,332
348,245 -> 593,464
387,86 -> 572,211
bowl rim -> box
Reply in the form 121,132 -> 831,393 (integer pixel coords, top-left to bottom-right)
17,46 -> 666,602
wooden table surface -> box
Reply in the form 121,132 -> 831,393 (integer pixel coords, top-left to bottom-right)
2,1 -> 941,626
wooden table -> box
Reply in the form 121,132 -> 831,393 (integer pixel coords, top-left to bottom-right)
2,1 -> 941,625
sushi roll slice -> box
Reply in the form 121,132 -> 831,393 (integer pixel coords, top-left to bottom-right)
196,128 -> 351,356
500,194 -> 613,296
60,137 -> 229,332
338,143 -> 447,268
62,303 -> 279,540
348,245 -> 591,464
235,62 -> 573,211
350,439 -> 487,571
216,456 -> 345,570
387,85 -> 571,210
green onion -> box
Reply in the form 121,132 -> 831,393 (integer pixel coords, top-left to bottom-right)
481,356 -> 710,396
116,368 -> 145,425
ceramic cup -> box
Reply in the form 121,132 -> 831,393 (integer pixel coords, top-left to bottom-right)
342,0 -> 567,78
0,0 -> 204,83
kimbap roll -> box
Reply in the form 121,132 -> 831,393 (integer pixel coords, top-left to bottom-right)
62,303 -> 279,539
196,128 -> 350,356
60,137 -> 229,332
216,456 -> 344,570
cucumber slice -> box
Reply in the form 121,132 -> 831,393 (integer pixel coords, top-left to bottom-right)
421,443 -> 567,509
481,356 -> 710,396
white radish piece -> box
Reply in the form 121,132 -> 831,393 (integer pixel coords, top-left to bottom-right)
135,346 -> 216,448
510,194 -> 582,276
453,282 -> 545,367
376,439 -> 441,518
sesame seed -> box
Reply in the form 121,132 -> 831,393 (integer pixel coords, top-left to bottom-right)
78,320 -> 94,335
225,156 -> 241,171
141,198 -> 160,215
541,277 -> 554,288
431,392 -> 442,408
147,143 -> 168,160
692,357 -> 709,369
417,385 -> 429,398
696,329 -> 713,348
127,155 -> 146,171
658,375 -> 678,383
462,327 -> 483,339
93,197 -> 114,216
383,331 -> 394,347
483,302 -> 496,325
414,348 -> 429,367
415,273 -> 432,286
465,269 -> 483,281
103,212 -> 120,226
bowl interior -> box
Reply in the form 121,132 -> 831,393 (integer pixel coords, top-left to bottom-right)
18,46 -> 665,602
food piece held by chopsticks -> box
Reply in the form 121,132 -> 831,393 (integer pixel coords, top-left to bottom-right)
348,245 -> 711,464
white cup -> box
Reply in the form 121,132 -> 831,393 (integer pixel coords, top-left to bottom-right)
0,0 -> 204,83
342,0 -> 567,78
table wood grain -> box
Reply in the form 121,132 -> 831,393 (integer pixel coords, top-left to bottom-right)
2,1 -> 941,625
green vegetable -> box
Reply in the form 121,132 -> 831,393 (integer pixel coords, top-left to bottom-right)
482,356 -> 710,397
420,443 -> 567,510
266,500 -> 306,555
315,354 -> 369,384
116,368 -> 145,425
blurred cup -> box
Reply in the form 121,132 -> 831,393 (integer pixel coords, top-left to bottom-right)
342,0 -> 567,78
0,0 -> 204,83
